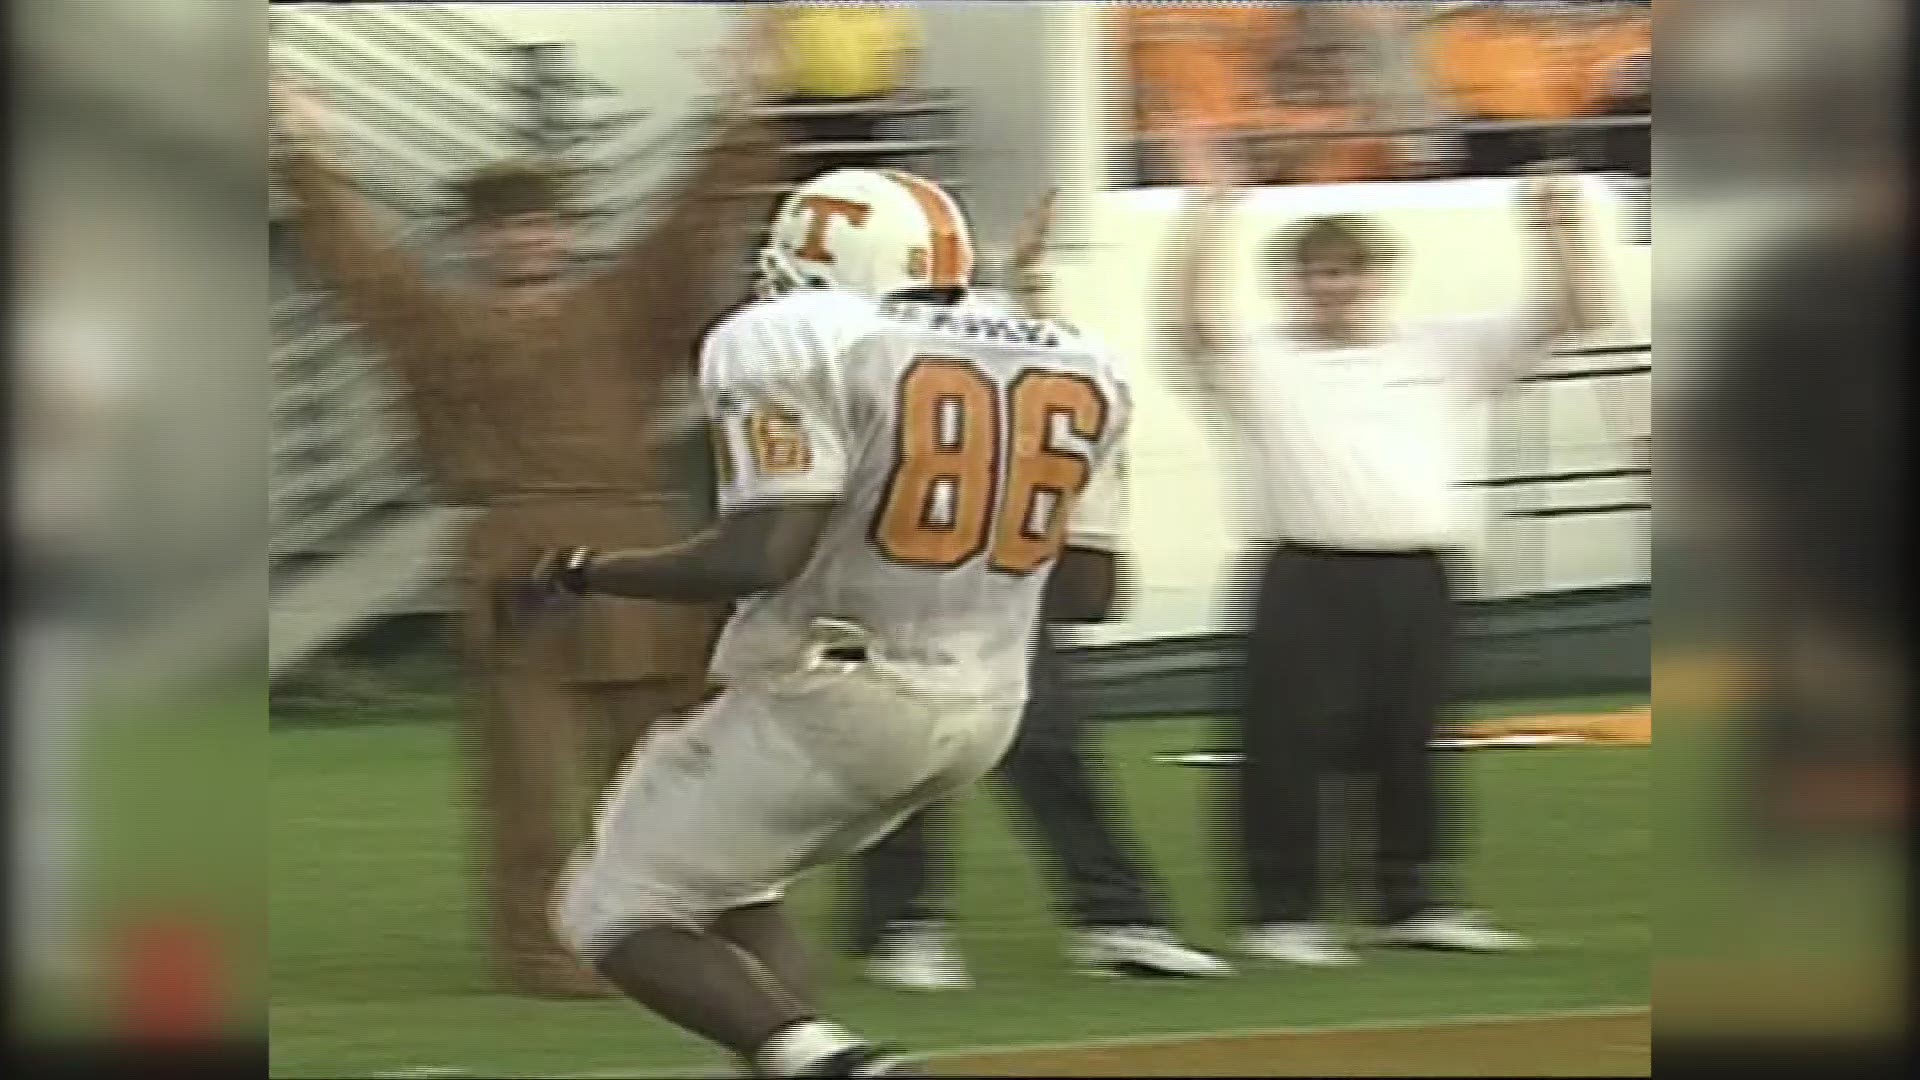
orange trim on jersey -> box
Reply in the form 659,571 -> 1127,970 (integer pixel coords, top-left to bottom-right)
883,170 -> 974,287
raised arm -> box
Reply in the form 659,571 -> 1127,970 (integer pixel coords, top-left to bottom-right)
1518,168 -> 1610,345
592,20 -> 792,375
1006,189 -> 1064,321
595,111 -> 787,322
270,78 -> 469,364
1158,118 -> 1252,407
1168,185 -> 1243,365
1444,167 -> 1616,393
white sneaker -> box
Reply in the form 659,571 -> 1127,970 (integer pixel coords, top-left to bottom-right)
1375,908 -> 1532,953
864,922 -> 971,991
1236,922 -> 1361,968
1070,925 -> 1233,979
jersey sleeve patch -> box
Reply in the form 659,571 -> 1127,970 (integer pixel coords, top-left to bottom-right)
702,308 -> 854,512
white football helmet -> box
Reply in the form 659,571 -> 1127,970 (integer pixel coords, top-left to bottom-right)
756,168 -> 975,301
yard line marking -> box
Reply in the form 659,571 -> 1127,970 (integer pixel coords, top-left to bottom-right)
455,1003 -> 1653,1079
914,1003 -> 1651,1064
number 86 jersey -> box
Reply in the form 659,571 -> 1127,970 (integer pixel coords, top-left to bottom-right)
697,286 -> 1132,707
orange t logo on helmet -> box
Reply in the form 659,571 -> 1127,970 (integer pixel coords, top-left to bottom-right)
793,196 -> 874,263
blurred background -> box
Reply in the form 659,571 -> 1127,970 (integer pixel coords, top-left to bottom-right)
10,0 -> 265,1061
4,0 -> 1905,1074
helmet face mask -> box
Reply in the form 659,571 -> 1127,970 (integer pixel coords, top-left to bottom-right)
752,246 -> 807,301
756,168 -> 974,302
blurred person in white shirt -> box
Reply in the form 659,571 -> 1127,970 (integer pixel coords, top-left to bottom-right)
11,310 -> 131,997
1160,117 -> 1612,967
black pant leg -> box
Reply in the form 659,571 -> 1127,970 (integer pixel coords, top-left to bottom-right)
997,630 -> 1165,928
847,801 -> 956,955
1238,547 -> 1360,925
1364,555 -> 1459,924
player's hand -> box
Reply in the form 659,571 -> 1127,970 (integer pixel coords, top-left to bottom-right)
1009,188 -> 1059,310
1517,163 -> 1582,231
526,546 -> 597,602
689,6 -> 785,118
1166,113 -> 1241,192
270,73 -> 329,156
1608,52 -> 1651,106
1012,188 -> 1058,275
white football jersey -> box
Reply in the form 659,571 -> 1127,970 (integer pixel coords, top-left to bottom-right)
699,288 -> 1132,706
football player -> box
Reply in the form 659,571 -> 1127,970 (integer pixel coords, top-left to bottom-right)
536,168 -> 1132,1077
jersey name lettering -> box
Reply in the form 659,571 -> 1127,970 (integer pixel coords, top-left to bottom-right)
879,300 -> 1062,350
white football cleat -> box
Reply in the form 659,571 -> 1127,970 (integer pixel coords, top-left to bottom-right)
1236,922 -> 1362,968
1070,925 -> 1233,979
1374,909 -> 1533,953
864,922 -> 971,992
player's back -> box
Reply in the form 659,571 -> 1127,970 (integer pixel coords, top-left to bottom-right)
700,288 -> 1130,706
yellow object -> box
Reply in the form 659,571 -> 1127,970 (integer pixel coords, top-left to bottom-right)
779,4 -> 921,101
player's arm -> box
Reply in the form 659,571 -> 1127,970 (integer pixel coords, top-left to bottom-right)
593,114 -> 786,365
270,77 -> 469,360
1452,169 -> 1615,392
1520,168 -> 1610,346
1007,189 -> 1063,322
545,504 -> 834,603
591,18 -> 789,374
534,328 -> 850,603
1157,120 -> 1282,435
1044,442 -> 1130,625
1163,119 -> 1245,367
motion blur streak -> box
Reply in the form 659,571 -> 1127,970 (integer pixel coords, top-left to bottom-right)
8,0 -> 265,1052
1657,0 -> 1907,1066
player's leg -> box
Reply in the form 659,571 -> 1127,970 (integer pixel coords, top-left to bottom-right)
556,691 -> 848,1068
1361,555 -> 1454,925
849,806 -> 951,956
1365,555 -> 1526,951
848,804 -> 971,992
1001,627 -> 1164,929
999,736 -> 1162,928
1233,546 -> 1366,966
573,690 -> 823,1047
856,799 -> 944,941
994,628 -> 1228,977
463,583 -> 612,998
714,900 -> 818,1007
591,913 -> 812,1054
592,903 -> 919,1078
553,684 -> 942,1075
577,830 -> 928,1077
474,675 -> 615,996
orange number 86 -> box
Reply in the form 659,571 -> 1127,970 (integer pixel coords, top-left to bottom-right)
870,356 -> 1110,576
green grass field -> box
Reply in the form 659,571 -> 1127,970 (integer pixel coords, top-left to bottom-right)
269,701 -> 1648,1078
